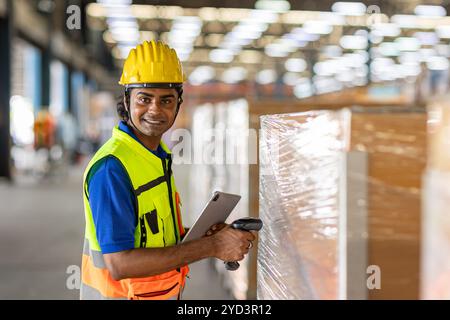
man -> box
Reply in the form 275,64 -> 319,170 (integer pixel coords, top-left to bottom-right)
80,40 -> 255,300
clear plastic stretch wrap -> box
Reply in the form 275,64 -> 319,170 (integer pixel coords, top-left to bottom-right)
257,108 -> 426,300
422,97 -> 450,299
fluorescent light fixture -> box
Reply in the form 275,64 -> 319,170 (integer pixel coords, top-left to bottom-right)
249,9 -> 279,23
436,25 -> 450,39
414,5 -> 446,17
189,66 -> 216,85
427,56 -> 449,71
313,61 -> 335,77
370,58 -> 394,76
355,29 -> 368,37
221,67 -> 248,84
303,20 -> 333,35
391,15 -> 418,29
168,32 -> 197,45
318,12 -> 346,26
98,0 -> 132,5
355,64 -> 369,77
256,69 -> 277,85
371,23 -> 400,37
331,2 -> 367,16
378,42 -> 399,57
110,32 -> 140,42
293,79 -> 313,99
369,30 -> 384,44
238,21 -> 269,33
229,29 -> 262,40
290,28 -> 320,42
254,0 -> 290,13
419,48 -> 437,61
177,52 -> 190,62
232,25 -> 261,40
220,41 -> 244,55
314,77 -> 343,94
353,50 -> 369,63
342,53 -> 367,67
277,38 -> 299,52
106,19 -> 138,28
394,37 -> 420,52
336,72 -> 354,82
399,52 -> 421,64
264,43 -> 289,57
399,63 -> 421,77
285,58 -> 307,72
339,35 -> 368,50
172,46 -> 193,55
322,45 -> 342,58
413,32 -> 438,46
117,45 -> 136,59
209,49 -> 234,63
435,44 -> 450,58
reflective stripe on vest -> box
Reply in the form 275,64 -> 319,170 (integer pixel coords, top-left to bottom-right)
80,126 -> 189,300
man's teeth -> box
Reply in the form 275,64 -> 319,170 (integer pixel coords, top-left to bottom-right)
145,119 -> 164,124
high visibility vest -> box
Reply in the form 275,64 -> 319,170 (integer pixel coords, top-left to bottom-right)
80,126 -> 189,300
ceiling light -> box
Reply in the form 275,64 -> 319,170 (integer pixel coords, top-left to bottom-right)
427,56 -> 449,71
210,49 -> 234,63
221,67 -> 248,84
285,58 -> 307,72
378,42 -> 399,57
254,0 -> 290,13
394,37 -> 420,52
339,35 -> 368,50
256,69 -> 277,85
331,2 -> 367,16
414,5 -> 446,17
303,21 -> 333,35
436,25 -> 450,39
189,66 -> 216,85
413,32 -> 438,46
265,43 -> 289,57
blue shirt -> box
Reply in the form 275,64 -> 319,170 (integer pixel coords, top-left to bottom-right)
87,121 -> 167,254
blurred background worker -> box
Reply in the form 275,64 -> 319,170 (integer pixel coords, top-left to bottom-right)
80,40 -> 255,300
33,110 -> 55,151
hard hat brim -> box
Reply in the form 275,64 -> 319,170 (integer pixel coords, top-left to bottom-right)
124,83 -> 183,90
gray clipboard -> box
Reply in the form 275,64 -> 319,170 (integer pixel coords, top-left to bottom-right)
182,191 -> 241,243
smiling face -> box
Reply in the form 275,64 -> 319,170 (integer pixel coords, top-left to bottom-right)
127,87 -> 179,138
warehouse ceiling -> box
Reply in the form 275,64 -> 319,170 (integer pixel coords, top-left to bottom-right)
82,0 -> 450,95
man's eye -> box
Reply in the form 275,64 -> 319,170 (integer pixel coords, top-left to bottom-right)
139,97 -> 150,104
162,99 -> 172,104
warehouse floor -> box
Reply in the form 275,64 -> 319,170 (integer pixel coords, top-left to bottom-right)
0,163 -> 233,300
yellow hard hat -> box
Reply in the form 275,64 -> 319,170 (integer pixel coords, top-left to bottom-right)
118,40 -> 185,88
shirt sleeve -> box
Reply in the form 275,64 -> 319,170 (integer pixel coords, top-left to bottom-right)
87,156 -> 137,254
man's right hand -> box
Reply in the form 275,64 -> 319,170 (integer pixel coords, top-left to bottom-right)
209,225 -> 256,262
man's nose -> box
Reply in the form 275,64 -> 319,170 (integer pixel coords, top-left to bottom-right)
146,100 -> 162,113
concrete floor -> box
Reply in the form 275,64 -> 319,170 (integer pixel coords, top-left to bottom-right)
0,163 -> 233,300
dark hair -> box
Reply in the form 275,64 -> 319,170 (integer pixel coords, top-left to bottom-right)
116,90 -> 131,122
116,88 -> 183,121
